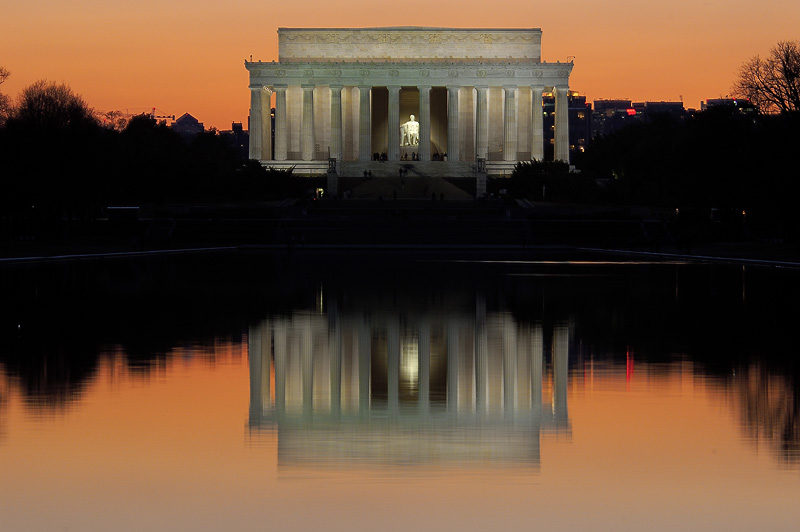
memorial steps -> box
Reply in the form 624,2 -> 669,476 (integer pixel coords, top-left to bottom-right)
346,174 -> 473,200
338,161 -> 475,180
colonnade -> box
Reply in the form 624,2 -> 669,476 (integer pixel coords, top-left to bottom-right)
248,83 -> 572,164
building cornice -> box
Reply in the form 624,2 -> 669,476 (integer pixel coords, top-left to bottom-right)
245,61 -> 573,88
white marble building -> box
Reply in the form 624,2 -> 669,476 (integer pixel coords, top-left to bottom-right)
245,27 -> 573,178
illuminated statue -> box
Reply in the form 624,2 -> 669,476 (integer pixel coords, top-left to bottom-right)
400,114 -> 420,146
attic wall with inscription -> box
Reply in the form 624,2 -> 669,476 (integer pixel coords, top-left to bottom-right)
278,28 -> 542,62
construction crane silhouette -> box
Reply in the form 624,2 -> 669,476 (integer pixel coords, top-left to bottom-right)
99,107 -> 176,130
150,107 -> 175,121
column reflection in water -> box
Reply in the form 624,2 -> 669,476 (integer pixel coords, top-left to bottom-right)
248,293 -> 571,468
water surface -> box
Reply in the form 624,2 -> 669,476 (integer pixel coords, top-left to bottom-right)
1,251 -> 798,531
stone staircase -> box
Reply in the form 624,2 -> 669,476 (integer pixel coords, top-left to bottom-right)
347,174 -> 473,200
339,160 -> 476,179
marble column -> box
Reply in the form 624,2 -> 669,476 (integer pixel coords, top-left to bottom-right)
330,318 -> 342,414
502,314 -> 517,414
475,294 -> 488,413
261,88 -> 272,161
503,86 -> 517,162
446,320 -> 459,413
447,86 -> 460,161
418,85 -> 431,161
274,86 -> 288,161
301,321 -> 313,415
418,320 -> 430,414
329,85 -> 343,162
358,86 -> 371,162
475,86 -> 488,160
248,85 -> 263,160
388,320 -> 400,414
531,85 -> 545,161
301,85 -> 315,161
358,320 -> 371,415
555,86 -> 570,162
388,86 -> 400,161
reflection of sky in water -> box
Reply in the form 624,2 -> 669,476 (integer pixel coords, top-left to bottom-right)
3,340 -> 797,531
1,256 -> 800,531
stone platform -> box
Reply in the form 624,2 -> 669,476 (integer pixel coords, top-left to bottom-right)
344,175 -> 473,200
340,160 -> 475,179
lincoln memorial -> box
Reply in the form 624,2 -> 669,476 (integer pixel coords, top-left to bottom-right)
245,27 -> 573,183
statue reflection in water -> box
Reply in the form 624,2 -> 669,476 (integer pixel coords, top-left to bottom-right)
247,295 -> 571,468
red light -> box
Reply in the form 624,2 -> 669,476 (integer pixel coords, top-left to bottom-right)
626,108 -> 636,116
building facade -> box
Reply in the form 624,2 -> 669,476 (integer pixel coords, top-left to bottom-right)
245,27 -> 573,178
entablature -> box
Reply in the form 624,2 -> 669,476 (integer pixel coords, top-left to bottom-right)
245,60 -> 573,89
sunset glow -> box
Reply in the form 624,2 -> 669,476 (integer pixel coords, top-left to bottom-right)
4,1 -> 797,130
2,347 -> 796,531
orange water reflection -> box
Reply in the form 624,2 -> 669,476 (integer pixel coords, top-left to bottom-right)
1,329 -> 799,530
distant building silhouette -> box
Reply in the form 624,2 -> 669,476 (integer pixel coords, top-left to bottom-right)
171,113 -> 204,139
700,98 -> 757,113
591,99 -> 687,138
640,101 -> 686,120
220,122 -> 249,162
591,99 -> 636,138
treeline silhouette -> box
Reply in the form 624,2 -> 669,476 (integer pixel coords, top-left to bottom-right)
0,253 -> 289,409
0,93 -> 309,240
3,80 -> 799,242
511,107 -> 800,241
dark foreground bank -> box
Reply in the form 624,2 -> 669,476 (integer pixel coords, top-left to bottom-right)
2,199 -> 798,267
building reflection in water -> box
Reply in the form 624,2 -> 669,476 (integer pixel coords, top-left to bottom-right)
248,293 -> 571,468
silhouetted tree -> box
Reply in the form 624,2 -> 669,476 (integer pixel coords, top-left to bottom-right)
0,66 -> 10,127
12,80 -> 96,130
97,109 -> 130,132
733,40 -> 800,114
510,160 -> 599,202
113,114 -> 191,203
0,80 -> 111,236
187,129 -> 239,199
577,106 -> 800,241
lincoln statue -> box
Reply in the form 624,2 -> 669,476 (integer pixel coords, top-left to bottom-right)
400,115 -> 420,146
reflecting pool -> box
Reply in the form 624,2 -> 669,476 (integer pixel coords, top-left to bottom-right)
1,251 -> 799,531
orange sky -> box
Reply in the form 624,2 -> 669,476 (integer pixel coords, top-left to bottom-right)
3,1 -> 799,130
